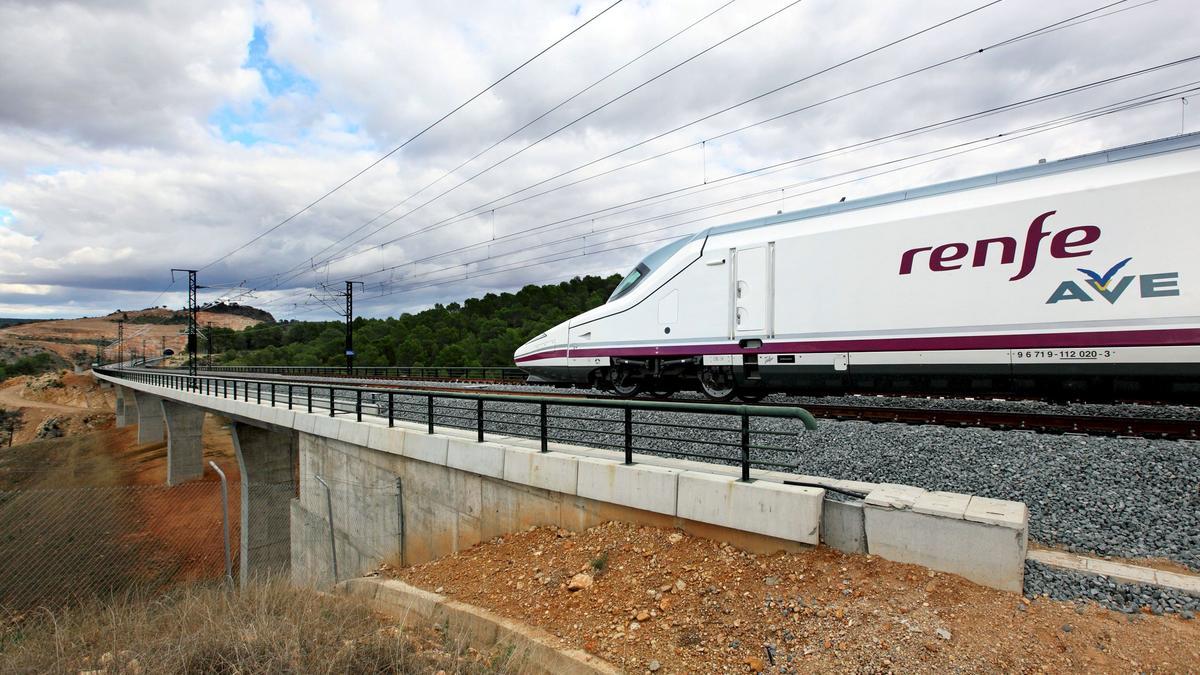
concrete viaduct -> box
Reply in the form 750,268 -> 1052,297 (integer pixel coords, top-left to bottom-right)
101,370 -> 1029,593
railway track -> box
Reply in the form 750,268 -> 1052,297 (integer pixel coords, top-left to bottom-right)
170,367 -> 1200,440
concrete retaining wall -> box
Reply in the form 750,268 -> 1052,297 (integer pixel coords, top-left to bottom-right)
94,373 -> 1030,593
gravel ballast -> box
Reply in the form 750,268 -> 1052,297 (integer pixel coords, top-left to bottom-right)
1025,560 -> 1199,616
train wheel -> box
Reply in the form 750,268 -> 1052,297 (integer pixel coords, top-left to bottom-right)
698,367 -> 736,401
609,370 -> 642,398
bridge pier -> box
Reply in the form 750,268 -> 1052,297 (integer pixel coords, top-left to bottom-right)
161,400 -> 205,486
131,390 -> 165,444
232,422 -> 296,585
115,385 -> 141,428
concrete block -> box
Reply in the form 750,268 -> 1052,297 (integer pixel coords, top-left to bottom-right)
965,496 -> 1028,529
576,457 -> 679,516
311,415 -> 341,440
446,439 -> 506,479
272,408 -> 296,428
366,425 -> 405,455
293,413 -> 318,434
676,472 -> 823,544
864,483 -> 926,509
912,491 -> 971,520
404,432 -> 449,465
864,505 -> 1026,593
337,419 -> 371,447
132,390 -> 165,444
502,446 -> 578,495
821,498 -> 866,554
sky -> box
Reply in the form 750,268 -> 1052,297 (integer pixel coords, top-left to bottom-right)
0,0 -> 1198,320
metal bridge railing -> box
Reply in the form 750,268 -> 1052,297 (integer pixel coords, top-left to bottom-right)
192,364 -> 529,382
97,368 -> 818,481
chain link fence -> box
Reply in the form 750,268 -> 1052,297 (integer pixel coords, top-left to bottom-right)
0,481 -> 242,614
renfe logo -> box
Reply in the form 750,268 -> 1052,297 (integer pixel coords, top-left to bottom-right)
899,211 -> 1099,281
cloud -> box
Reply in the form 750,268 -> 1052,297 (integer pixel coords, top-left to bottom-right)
0,0 -> 1197,320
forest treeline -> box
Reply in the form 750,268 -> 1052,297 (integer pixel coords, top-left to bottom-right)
209,275 -> 620,367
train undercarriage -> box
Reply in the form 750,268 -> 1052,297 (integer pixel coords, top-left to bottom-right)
581,356 -> 1200,403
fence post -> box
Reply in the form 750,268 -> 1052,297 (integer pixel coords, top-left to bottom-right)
426,396 -> 434,434
307,386 -> 313,413
271,383 -> 275,407
388,392 -> 394,428
315,475 -> 339,585
329,387 -> 335,417
256,382 -> 261,404
477,399 -> 484,442
624,407 -> 633,465
209,461 -> 233,589
288,384 -> 293,410
540,402 -> 548,453
740,411 -> 751,482
356,390 -> 362,422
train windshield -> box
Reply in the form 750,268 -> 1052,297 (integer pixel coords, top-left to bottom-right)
608,236 -> 690,302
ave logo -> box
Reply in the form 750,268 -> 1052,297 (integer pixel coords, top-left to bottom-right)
1046,257 -> 1180,304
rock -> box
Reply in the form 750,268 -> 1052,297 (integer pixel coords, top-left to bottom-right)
434,586 -> 444,594
675,579 -> 686,592
648,659 -> 662,672
668,532 -> 683,544
99,652 -> 115,666
1061,624 -> 1073,633
35,417 -> 64,440
1182,610 -> 1195,620
936,628 -> 952,640
568,573 -> 593,592
764,576 -> 780,586
637,610 -> 650,622
746,656 -> 765,672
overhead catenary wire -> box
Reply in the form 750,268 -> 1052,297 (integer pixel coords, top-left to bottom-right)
265,80 -> 1200,316
325,53 -> 1200,292
270,0 -> 1145,291
286,0 -> 1008,280
196,0 -> 627,272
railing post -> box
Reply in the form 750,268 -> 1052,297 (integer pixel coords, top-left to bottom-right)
426,396 -> 434,434
256,382 -> 261,404
540,402 -> 548,453
288,384 -> 293,410
388,392 -> 394,428
624,407 -> 633,465
329,387 -> 335,417
270,383 -> 276,407
477,399 -> 484,442
233,380 -> 237,400
740,411 -> 751,482
307,386 -> 313,413
356,390 -> 362,422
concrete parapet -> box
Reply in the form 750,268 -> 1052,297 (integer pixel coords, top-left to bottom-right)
131,389 -> 165,444
404,432 -> 448,465
160,400 -> 205,486
446,438 -> 505,479
820,499 -> 867,554
864,486 -> 1028,593
576,457 -> 680,516
676,472 -> 823,545
503,447 -> 578,495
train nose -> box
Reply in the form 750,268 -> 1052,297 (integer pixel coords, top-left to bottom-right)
514,321 -> 568,375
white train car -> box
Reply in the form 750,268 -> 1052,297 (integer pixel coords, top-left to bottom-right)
514,134 -> 1200,401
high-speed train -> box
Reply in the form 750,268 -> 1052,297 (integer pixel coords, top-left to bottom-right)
514,134 -> 1200,401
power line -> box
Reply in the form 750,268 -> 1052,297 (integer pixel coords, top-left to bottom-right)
197,0 -> 627,272
290,82 -> 1200,313
289,0 -> 1137,279
333,51 -> 1200,291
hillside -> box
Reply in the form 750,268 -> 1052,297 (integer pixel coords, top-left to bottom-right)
0,306 -> 271,367
215,274 -> 621,368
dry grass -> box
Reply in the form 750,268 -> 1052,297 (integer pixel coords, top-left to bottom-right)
0,581 -> 531,674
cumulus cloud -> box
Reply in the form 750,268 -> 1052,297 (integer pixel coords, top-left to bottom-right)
0,0 -> 1198,319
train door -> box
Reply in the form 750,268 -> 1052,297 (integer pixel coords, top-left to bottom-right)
733,245 -> 772,336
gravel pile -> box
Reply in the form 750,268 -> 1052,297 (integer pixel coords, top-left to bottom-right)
1025,559 -> 1199,616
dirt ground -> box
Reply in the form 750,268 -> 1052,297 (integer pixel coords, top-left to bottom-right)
0,307 -> 263,364
393,523 -> 1200,674
0,370 -> 115,445
0,402 -> 241,609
